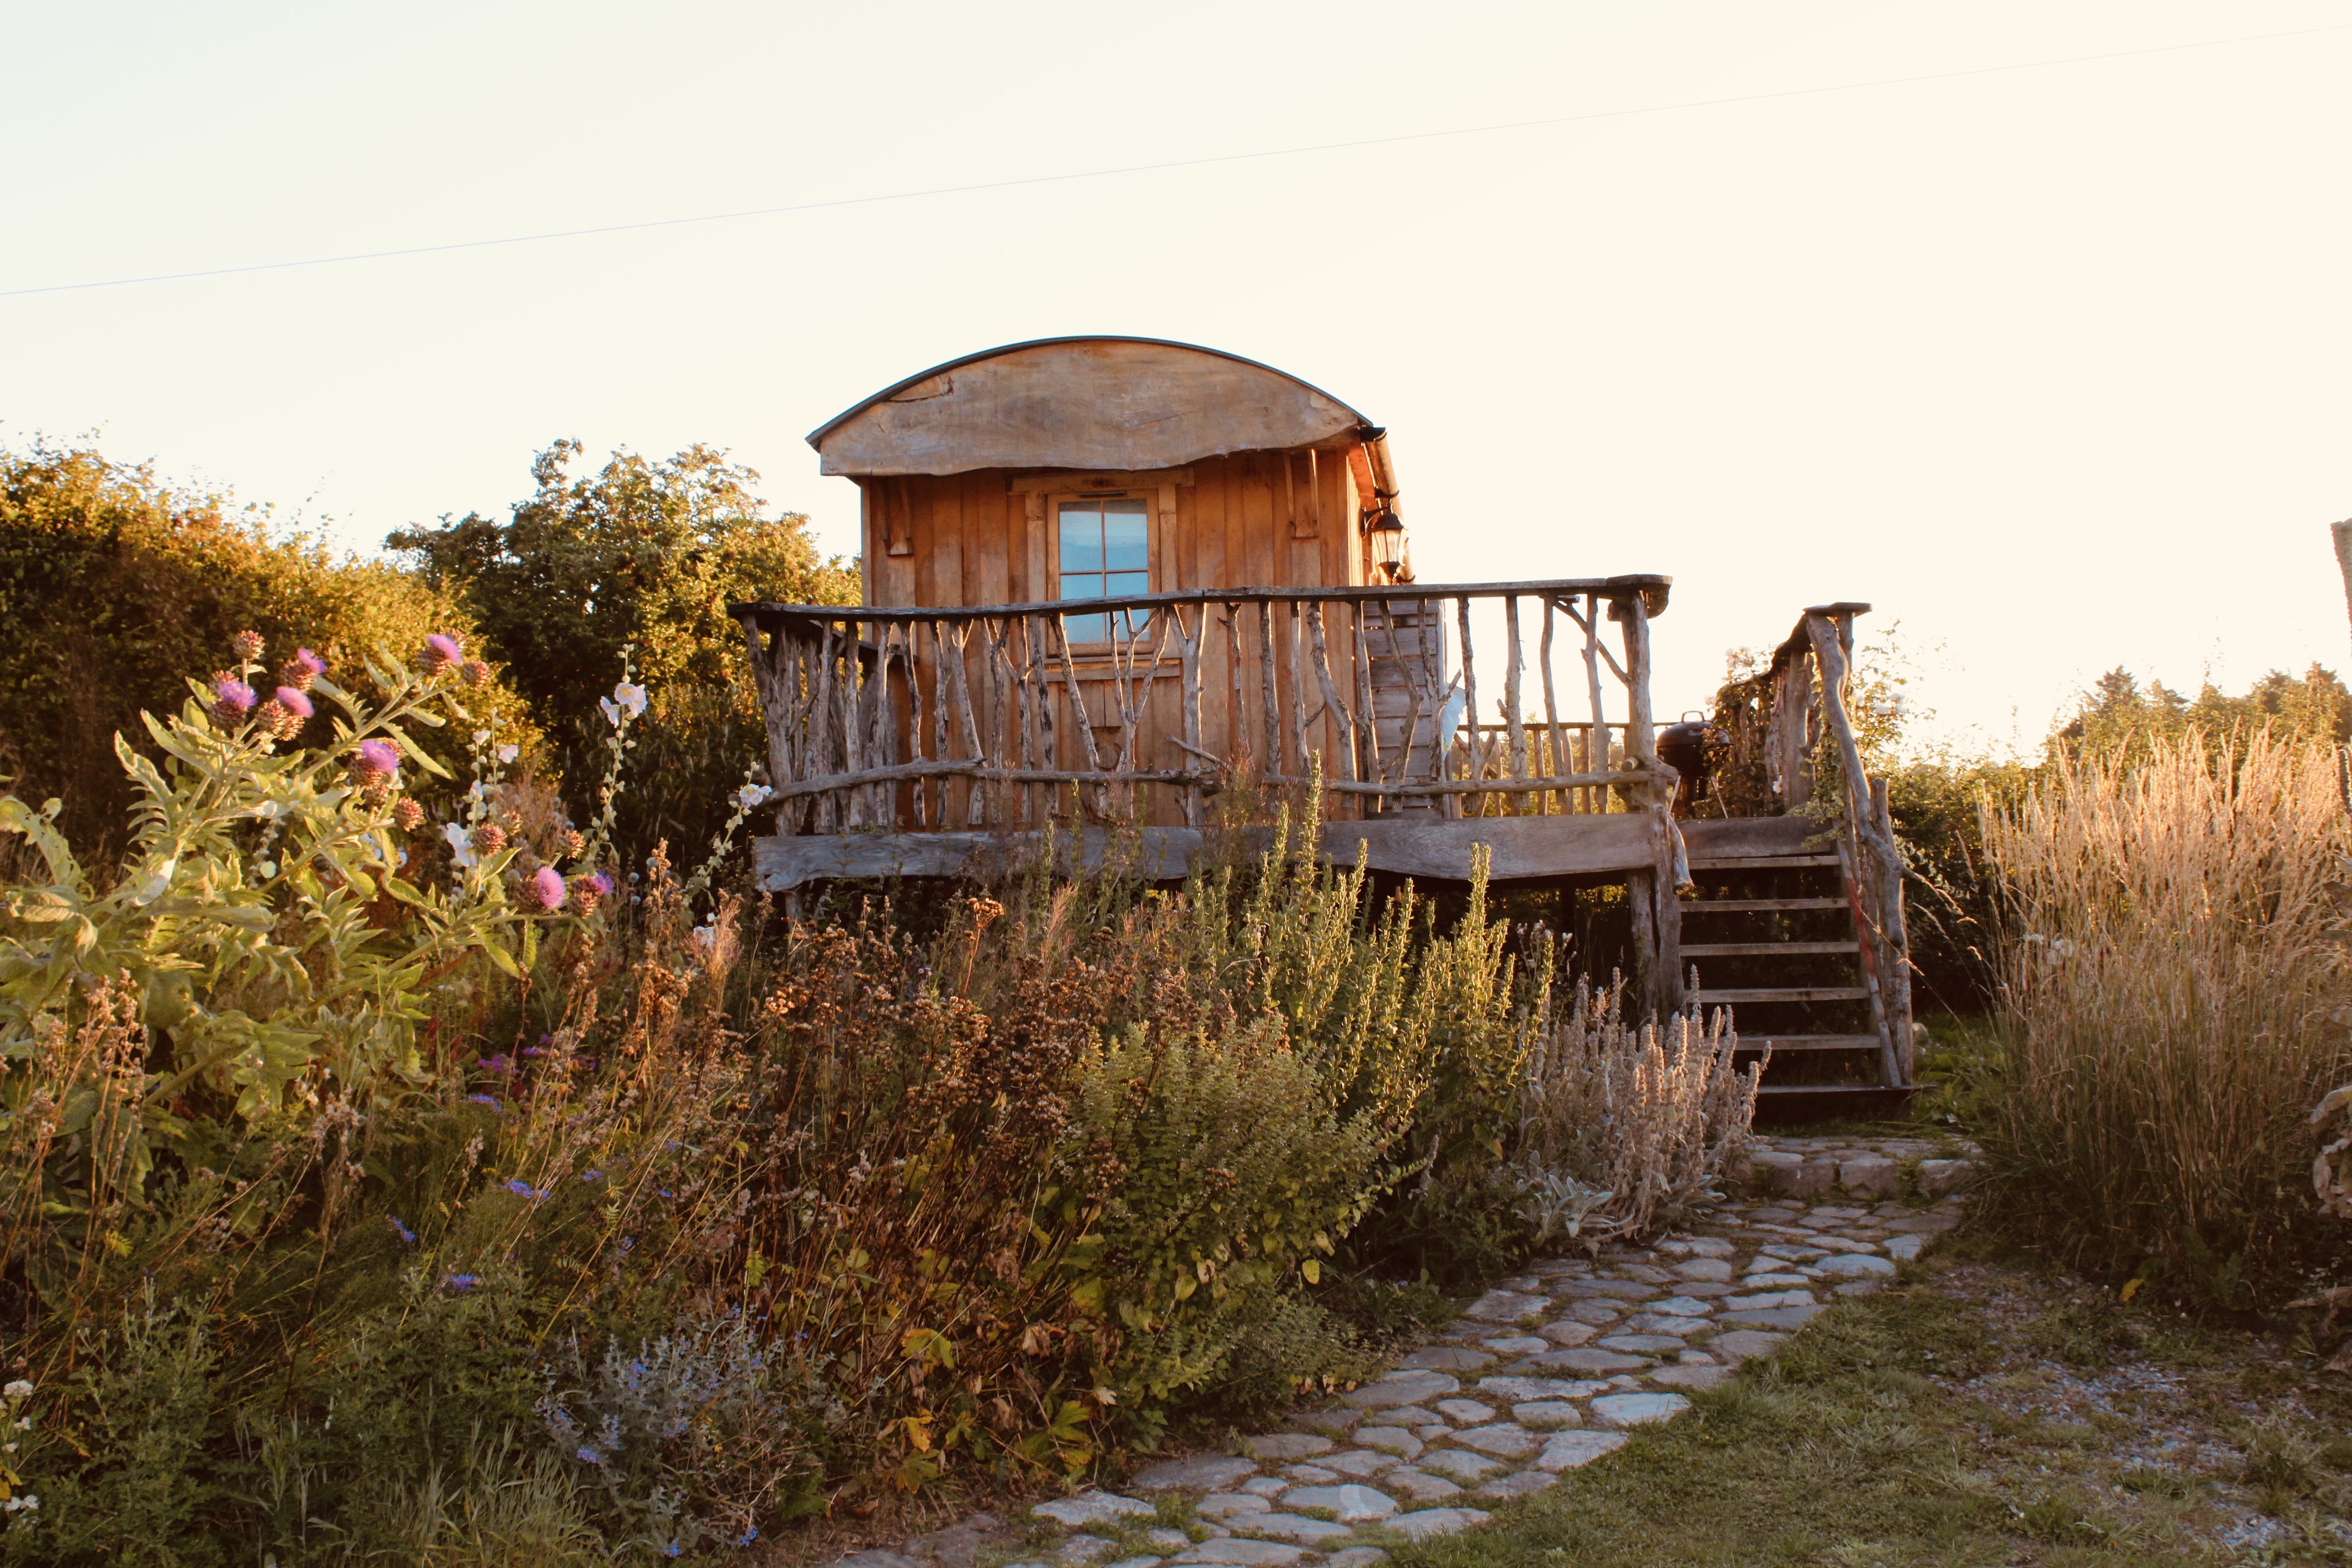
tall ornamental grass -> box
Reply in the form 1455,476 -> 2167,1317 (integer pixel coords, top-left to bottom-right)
1978,735 -> 2352,1297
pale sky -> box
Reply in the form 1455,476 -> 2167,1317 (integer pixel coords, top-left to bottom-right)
6,1 -> 2348,751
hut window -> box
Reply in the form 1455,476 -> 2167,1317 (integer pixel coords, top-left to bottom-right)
1056,497 -> 1151,643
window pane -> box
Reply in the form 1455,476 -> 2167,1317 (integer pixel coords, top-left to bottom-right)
1059,497 -> 1147,642
1058,502 -> 1105,572
1101,526 -> 1148,576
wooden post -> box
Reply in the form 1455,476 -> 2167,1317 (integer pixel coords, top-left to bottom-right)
1352,607 -> 1382,795
1258,599 -> 1284,776
1575,595 -> 1609,816
1539,599 -> 1564,817
1503,595 -> 1528,812
1025,613 -> 1054,821
1226,603 -> 1248,766
1306,602 -> 1358,786
2334,520 -> 2352,652
1457,596 -> 1479,811
1871,774 -> 1915,1084
1175,605 -> 1204,826
1286,602 -> 1311,793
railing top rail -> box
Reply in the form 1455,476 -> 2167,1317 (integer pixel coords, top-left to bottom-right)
1766,600 -> 1873,675
729,574 -> 1671,629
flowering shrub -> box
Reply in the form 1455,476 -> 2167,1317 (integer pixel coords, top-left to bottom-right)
0,635 -> 1619,1561
0,632 -> 576,1151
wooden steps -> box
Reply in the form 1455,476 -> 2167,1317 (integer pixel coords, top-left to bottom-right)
1683,940 -> 1859,957
1731,1033 -> 1885,1052
1675,842 -> 1899,1094
1695,985 -> 1871,1004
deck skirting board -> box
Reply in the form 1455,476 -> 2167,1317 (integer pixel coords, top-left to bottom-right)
751,811 -> 1816,890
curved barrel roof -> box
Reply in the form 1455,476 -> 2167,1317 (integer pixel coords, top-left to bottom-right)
807,336 -> 1374,476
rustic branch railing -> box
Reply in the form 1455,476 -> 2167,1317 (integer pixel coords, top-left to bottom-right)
1748,601 -> 1915,1086
730,576 -> 1676,835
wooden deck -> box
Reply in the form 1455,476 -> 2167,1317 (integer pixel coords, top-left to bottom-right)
736,589 -> 1914,1091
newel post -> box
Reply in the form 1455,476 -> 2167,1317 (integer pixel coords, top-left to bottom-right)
1615,589 -> 1683,1023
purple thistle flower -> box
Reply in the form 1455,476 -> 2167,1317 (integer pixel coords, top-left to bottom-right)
273,686 -> 314,719
294,646 -> 325,679
351,739 -> 401,782
528,866 -> 566,912
212,677 -> 256,723
420,632 -> 463,675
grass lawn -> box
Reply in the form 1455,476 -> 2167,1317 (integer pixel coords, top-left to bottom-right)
1388,1249 -> 2352,1568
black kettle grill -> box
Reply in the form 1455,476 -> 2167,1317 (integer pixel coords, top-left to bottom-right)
1657,712 -> 1729,818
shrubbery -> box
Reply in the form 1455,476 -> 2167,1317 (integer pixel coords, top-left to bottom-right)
388,439 -> 858,880
0,626 -> 1756,1562
0,439 -> 530,866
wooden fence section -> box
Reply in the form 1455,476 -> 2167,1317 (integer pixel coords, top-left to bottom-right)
729,575 -> 1677,834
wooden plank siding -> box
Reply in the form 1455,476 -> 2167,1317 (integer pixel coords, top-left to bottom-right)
849,450 -> 1376,828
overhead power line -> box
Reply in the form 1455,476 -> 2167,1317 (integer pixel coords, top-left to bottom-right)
5,18 -> 2348,300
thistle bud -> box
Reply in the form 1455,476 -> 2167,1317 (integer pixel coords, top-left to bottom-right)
460,658 -> 492,688
572,871 -> 612,915
280,648 -> 326,691
472,823 -> 508,855
232,629 -> 265,663
393,798 -> 425,831
560,829 -> 586,859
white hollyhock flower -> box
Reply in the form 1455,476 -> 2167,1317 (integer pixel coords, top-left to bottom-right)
130,858 -> 177,906
613,682 -> 648,718
443,822 -> 478,869
497,744 -> 519,764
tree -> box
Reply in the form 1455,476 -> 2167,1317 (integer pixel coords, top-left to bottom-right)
0,439 -> 519,866
388,440 -> 858,876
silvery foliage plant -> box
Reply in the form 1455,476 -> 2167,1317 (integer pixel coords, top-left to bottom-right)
537,1311 -> 778,1558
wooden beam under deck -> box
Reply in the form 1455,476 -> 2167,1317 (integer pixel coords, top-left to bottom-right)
752,811 -> 1814,891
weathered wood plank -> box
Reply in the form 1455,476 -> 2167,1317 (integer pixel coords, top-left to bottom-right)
754,812 -> 1667,889
1318,813 -> 1661,881
730,576 -> 1673,626
1678,816 -> 1817,860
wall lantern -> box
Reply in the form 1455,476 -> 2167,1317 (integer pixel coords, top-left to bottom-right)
1364,507 -> 1407,581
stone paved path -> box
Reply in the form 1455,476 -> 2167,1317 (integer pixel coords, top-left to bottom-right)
835,1134 -> 1979,1568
